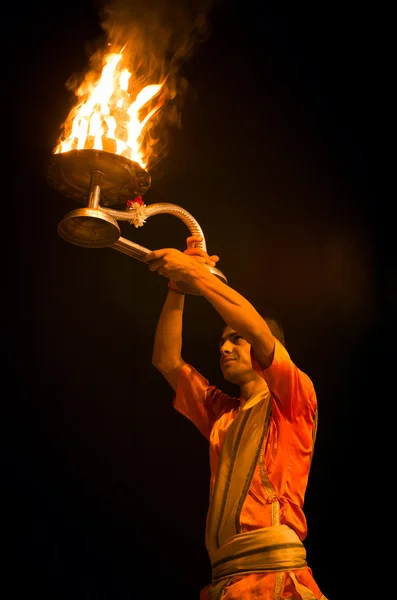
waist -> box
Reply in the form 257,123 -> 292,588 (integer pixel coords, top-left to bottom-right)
211,524 -> 307,583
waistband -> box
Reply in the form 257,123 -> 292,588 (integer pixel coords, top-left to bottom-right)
211,524 -> 307,583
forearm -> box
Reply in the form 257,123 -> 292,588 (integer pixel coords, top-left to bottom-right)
152,289 -> 185,372
186,264 -> 274,356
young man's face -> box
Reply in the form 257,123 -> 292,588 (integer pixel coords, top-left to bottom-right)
219,326 -> 256,384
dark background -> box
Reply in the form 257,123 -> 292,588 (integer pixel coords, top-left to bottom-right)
5,1 -> 392,598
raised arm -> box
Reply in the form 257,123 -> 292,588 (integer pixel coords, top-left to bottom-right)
152,288 -> 186,391
146,247 -> 275,369
151,236 -> 220,391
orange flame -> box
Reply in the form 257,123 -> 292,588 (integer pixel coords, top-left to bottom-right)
54,49 -> 165,169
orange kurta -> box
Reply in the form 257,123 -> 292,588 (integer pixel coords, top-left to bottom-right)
174,340 -> 327,600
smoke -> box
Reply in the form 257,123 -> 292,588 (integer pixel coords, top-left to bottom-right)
100,0 -> 214,69
82,0 -> 219,169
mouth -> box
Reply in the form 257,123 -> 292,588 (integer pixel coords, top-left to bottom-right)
221,357 -> 236,366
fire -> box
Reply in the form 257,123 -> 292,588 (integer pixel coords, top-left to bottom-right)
54,50 -> 165,169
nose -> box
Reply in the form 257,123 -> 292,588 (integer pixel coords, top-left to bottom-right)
220,339 -> 233,356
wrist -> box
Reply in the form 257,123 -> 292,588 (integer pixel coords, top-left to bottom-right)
185,261 -> 213,290
184,261 -> 208,285
168,280 -> 185,295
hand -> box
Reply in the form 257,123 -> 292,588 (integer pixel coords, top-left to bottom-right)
183,236 -> 220,267
145,246 -> 199,283
145,236 -> 220,283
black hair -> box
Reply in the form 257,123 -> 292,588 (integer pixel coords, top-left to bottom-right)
263,317 -> 286,347
221,316 -> 286,347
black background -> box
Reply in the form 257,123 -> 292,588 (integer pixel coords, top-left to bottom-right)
5,1 -> 392,598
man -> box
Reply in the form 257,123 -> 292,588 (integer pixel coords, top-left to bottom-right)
146,236 -> 328,600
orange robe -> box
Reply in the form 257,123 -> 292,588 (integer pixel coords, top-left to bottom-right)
174,340 -> 327,600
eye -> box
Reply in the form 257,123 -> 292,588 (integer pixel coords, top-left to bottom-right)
234,335 -> 243,342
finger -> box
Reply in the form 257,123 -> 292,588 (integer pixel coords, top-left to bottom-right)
184,249 -> 214,265
186,235 -> 203,249
145,249 -> 167,262
184,247 -> 218,263
147,259 -> 164,272
184,247 -> 208,258
196,255 -> 216,266
204,255 -> 219,267
183,253 -> 207,263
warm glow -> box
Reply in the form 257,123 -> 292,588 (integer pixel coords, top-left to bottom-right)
54,50 -> 165,169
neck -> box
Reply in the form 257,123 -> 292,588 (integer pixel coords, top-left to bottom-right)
239,376 -> 268,403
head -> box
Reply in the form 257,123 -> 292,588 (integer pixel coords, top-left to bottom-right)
219,317 -> 285,385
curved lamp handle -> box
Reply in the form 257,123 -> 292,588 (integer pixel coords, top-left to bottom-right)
102,202 -> 227,295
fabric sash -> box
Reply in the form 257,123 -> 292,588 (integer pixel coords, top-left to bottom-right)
208,524 -> 313,600
205,390 -> 272,557
210,524 -> 307,581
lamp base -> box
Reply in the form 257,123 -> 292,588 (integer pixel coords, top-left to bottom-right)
47,149 -> 151,207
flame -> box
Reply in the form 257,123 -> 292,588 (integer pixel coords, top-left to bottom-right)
54,49 -> 165,169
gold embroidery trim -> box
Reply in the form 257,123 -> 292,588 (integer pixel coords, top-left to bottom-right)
274,571 -> 285,600
258,428 -> 280,526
